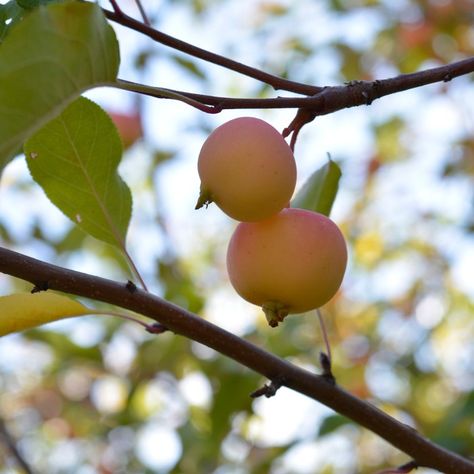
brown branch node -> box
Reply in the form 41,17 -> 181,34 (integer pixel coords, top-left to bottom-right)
31,281 -> 48,293
125,280 -> 137,293
319,352 -> 336,385
282,107 -> 318,151
145,322 -> 169,334
250,376 -> 285,399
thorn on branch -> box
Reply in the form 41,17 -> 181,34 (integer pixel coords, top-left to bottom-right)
375,460 -> 418,474
320,352 -> 336,385
31,281 -> 48,293
125,280 -> 137,293
145,323 -> 169,334
250,376 -> 285,399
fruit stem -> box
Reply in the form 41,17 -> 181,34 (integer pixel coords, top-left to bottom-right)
195,186 -> 214,210
317,308 -> 332,364
262,301 -> 289,327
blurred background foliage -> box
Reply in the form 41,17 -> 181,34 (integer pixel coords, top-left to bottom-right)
0,0 -> 473,472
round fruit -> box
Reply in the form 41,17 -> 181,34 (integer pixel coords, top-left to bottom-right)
226,208 -> 347,327
196,117 -> 296,222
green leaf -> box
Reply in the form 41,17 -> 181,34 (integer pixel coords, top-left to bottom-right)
16,0 -> 47,9
0,7 -> 6,40
171,55 -> 207,80
0,293 -> 90,336
0,1 -> 119,170
24,97 -> 132,247
318,414 -> 351,437
0,2 -> 25,42
291,157 -> 341,216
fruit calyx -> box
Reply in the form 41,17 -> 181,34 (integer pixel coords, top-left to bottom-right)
195,187 -> 214,210
262,301 -> 289,327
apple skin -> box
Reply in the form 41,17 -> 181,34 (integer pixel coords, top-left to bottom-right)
226,208 -> 347,326
196,117 -> 296,222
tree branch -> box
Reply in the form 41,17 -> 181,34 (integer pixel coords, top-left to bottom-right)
102,8 -> 322,96
0,247 -> 473,474
115,56 -> 474,114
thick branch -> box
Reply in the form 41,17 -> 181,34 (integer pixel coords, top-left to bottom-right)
0,247 -> 473,474
115,56 -> 474,114
102,8 -> 322,96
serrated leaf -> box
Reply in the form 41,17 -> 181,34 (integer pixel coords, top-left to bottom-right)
25,97 -> 132,247
291,158 -> 341,216
318,414 -> 351,437
0,1 -> 120,170
0,293 -> 90,336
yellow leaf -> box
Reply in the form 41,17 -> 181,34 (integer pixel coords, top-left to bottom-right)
0,293 -> 90,337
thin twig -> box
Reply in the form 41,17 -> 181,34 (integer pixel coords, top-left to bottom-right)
0,417 -> 35,474
113,56 -> 474,115
0,246 -> 473,474
113,80 -> 221,113
250,376 -> 285,399
102,8 -> 322,96
102,6 -> 474,108
316,309 -> 332,364
316,309 -> 336,384
133,0 -> 150,25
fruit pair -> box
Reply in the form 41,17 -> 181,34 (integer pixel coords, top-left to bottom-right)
197,117 -> 347,327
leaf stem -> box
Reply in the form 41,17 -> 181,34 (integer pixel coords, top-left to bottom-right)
122,246 -> 148,292
112,79 -> 221,113
92,309 -> 152,329
317,308 -> 332,364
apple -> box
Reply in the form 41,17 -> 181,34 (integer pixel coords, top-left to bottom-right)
196,117 -> 296,222
226,208 -> 347,327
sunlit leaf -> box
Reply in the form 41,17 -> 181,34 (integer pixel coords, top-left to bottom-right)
0,1 -> 119,170
25,97 -> 132,247
0,293 -> 90,336
291,158 -> 341,216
